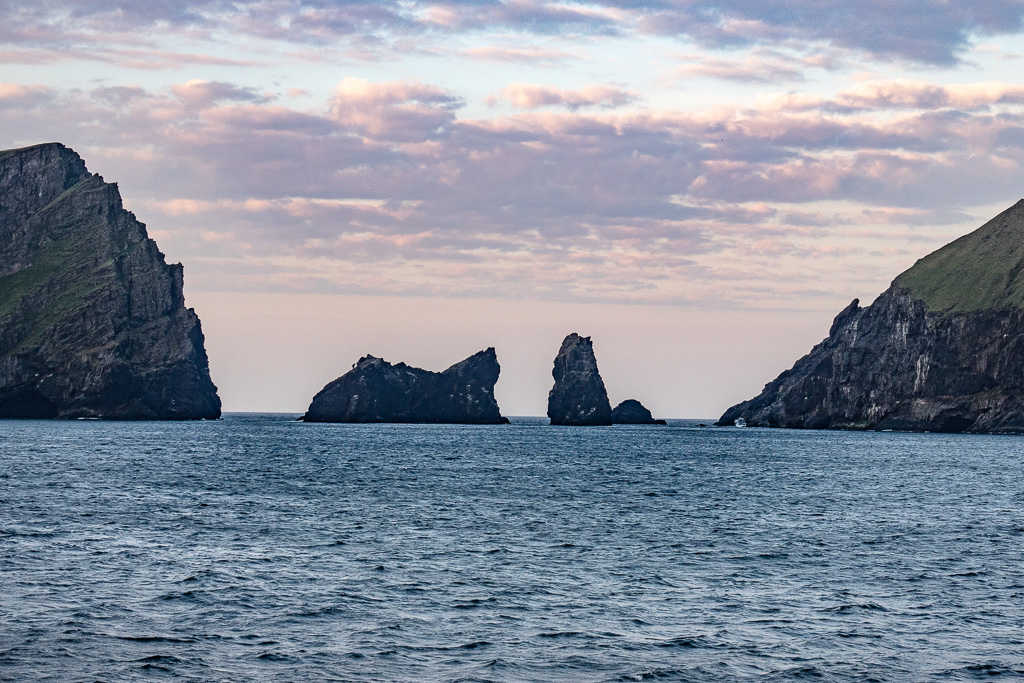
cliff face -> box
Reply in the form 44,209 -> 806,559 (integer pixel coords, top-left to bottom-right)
0,143 -> 221,419
718,200 -> 1024,433
547,333 -> 612,426
302,348 -> 508,423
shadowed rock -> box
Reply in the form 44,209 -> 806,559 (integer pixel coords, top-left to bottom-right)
547,333 -> 612,426
302,348 -> 508,424
0,143 -> 220,419
717,199 -> 1024,433
611,399 -> 666,425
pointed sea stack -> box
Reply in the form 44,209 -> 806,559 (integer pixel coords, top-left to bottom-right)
611,399 -> 667,425
547,333 -> 612,426
718,199 -> 1024,433
302,348 -> 508,423
0,143 -> 220,419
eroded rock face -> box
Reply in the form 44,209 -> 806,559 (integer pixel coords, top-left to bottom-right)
547,333 -> 612,426
717,200 -> 1024,433
0,143 -> 221,419
611,399 -> 666,425
302,348 -> 508,423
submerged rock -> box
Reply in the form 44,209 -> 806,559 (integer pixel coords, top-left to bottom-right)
717,199 -> 1024,433
611,399 -> 666,425
0,143 -> 220,419
302,348 -> 508,424
547,333 -> 612,426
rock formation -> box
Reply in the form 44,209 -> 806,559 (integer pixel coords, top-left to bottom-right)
718,199 -> 1024,433
302,348 -> 508,423
611,399 -> 667,425
547,333 -> 612,426
0,143 -> 221,419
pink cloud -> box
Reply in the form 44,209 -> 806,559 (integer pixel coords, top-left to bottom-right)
837,79 -> 1024,110
674,53 -> 808,84
492,83 -> 637,111
330,77 -> 461,141
171,79 -> 268,107
4,75 -> 1024,306
0,82 -> 50,106
460,46 -> 577,65
3,0 -> 1024,69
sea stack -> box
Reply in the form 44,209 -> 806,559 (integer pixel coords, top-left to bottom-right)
0,143 -> 221,419
611,399 -> 667,425
302,348 -> 508,423
718,199 -> 1024,433
547,333 -> 612,426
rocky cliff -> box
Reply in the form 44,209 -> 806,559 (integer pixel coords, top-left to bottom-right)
547,333 -> 612,426
0,143 -> 220,419
611,399 -> 666,425
718,200 -> 1024,433
302,348 -> 508,423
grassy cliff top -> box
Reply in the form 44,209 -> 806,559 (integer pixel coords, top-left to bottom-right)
895,199 -> 1024,312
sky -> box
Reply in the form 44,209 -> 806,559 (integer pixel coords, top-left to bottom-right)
5,1 -> 1024,417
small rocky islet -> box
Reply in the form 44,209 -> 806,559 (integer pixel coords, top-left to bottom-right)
301,348 -> 508,424
300,333 -> 666,425
611,399 -> 668,425
547,332 -> 613,426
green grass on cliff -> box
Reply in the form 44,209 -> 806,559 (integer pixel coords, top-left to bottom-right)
0,183 -> 119,353
895,199 -> 1024,312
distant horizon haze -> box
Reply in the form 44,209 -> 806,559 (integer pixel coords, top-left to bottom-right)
189,290 -> 860,418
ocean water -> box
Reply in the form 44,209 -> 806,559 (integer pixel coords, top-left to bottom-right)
2,414 -> 1024,682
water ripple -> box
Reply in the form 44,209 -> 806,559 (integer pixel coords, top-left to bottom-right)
1,414 -> 1024,680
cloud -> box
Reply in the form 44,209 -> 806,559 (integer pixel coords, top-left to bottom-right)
674,52 -> 811,84
637,1 -> 1024,65
4,75 -> 1024,306
5,1 -> 1024,67
0,46 -> 266,70
172,79 -> 269,107
491,83 -> 637,110
330,77 -> 462,141
0,82 -> 50,107
459,46 -> 577,65
836,79 -> 1024,110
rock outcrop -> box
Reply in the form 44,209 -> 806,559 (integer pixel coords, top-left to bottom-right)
0,143 -> 221,419
611,399 -> 667,425
717,199 -> 1024,433
302,348 -> 508,423
547,333 -> 612,426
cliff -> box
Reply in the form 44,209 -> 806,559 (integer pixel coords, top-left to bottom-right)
718,200 -> 1024,433
547,333 -> 612,426
0,143 -> 221,419
302,348 -> 508,423
611,399 -> 666,425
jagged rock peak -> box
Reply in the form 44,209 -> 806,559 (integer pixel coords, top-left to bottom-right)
717,200 -> 1024,434
0,142 -> 221,419
547,333 -> 612,426
302,347 -> 508,424
611,399 -> 667,425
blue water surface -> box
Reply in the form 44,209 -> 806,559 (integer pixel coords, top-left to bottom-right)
2,414 -> 1023,681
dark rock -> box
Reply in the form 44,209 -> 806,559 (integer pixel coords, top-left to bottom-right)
0,143 -> 220,419
547,333 -> 612,426
302,348 -> 508,423
611,399 -> 666,425
717,199 -> 1024,434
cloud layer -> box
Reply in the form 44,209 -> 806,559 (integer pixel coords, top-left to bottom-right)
2,73 -> 1020,308
4,1 -> 1024,65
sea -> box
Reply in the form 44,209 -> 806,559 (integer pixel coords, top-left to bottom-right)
2,414 -> 1023,682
